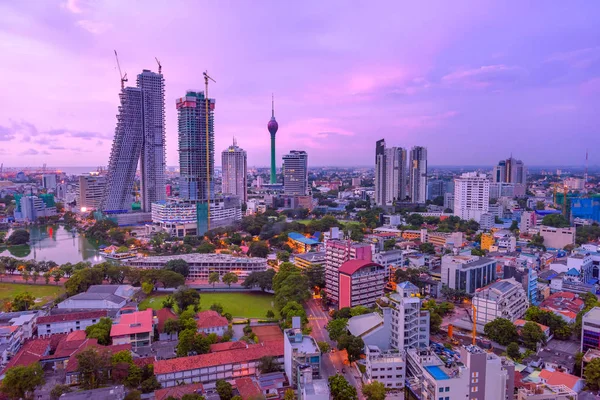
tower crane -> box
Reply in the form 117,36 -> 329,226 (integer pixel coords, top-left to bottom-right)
203,70 -> 216,231
155,57 -> 162,74
114,50 -> 128,89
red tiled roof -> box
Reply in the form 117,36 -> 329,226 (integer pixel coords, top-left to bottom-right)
37,311 -> 107,324
252,325 -> 284,343
43,338 -> 95,360
209,341 -> 248,353
2,338 -> 50,372
154,342 -> 284,375
156,308 -> 178,334
110,309 -> 153,337
235,377 -> 264,399
539,369 -> 582,390
133,356 -> 155,368
65,343 -> 132,373
196,310 -> 228,330
66,331 -> 87,342
540,292 -> 585,316
154,383 -> 204,400
339,260 -> 382,276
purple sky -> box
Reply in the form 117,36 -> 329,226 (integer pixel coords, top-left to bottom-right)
1,1 -> 599,168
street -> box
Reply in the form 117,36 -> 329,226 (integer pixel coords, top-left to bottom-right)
305,299 -> 365,399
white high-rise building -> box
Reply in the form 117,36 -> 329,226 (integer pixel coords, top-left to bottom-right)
42,174 -> 57,190
221,139 -> 247,203
409,146 -> 427,203
374,139 -> 407,206
381,282 -> 430,349
77,173 -> 106,211
283,150 -> 308,196
102,68 -> 165,214
453,172 -> 490,222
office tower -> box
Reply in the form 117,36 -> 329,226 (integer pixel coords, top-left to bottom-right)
42,174 -> 57,190
426,179 -> 446,200
102,87 -> 144,214
493,156 -> 527,184
137,70 -> 166,212
283,150 -> 308,196
77,173 -> 106,211
221,138 -> 247,203
453,172 -> 490,222
176,91 -> 215,202
409,146 -> 427,203
374,139 -> 407,206
268,95 -> 279,184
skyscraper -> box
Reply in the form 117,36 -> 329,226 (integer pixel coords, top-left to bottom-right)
493,157 -> 526,184
283,150 -> 308,195
453,172 -> 490,222
176,91 -> 215,202
221,138 -> 247,203
267,95 -> 279,184
409,146 -> 427,203
102,69 -> 165,214
374,140 -> 407,206
137,70 -> 166,212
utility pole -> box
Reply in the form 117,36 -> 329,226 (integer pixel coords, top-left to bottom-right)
203,71 -> 216,231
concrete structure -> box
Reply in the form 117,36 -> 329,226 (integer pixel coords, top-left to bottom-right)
196,310 -> 228,336
539,226 -> 576,249
298,365 -> 329,400
582,307 -> 600,352
125,253 -> 267,280
382,282 -> 430,350
441,255 -> 497,294
444,192 -> 455,211
460,345 -> 515,400
221,139 -> 247,203
490,182 -> 526,199
374,139 -> 407,206
472,278 -> 529,325
493,157 -> 527,185
283,150 -> 308,196
110,309 -> 154,349
42,174 -> 57,190
268,96 -> 279,184
57,285 -> 138,310
520,211 -> 537,233
347,312 -> 389,350
409,146 -> 427,203
16,194 -> 57,221
373,249 -> 404,280
324,240 -> 372,306
516,384 -> 578,400
479,213 -> 495,230
453,172 -> 490,223
149,200 -> 198,237
37,311 -> 107,336
77,173 -> 106,211
338,260 -> 386,309
294,252 -> 325,271
365,345 -> 405,390
59,385 -> 126,400
284,318 -> 321,387
177,91 -> 215,203
427,179 -> 447,201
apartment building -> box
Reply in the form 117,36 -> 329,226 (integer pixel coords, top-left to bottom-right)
110,309 -> 154,349
365,345 -> 405,390
581,306 -> 600,352
516,384 -> 578,400
324,240 -> 372,306
284,319 -> 321,387
338,260 -> 386,309
472,278 -> 529,325
441,255 -> 497,294
460,345 -> 515,400
37,311 -> 107,336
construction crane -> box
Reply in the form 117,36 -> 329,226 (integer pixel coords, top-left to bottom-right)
114,50 -> 128,89
203,70 -> 216,230
155,57 -> 162,74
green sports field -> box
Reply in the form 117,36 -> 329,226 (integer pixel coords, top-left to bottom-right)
0,283 -> 64,308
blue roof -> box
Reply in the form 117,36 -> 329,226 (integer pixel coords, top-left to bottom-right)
288,232 -> 320,245
397,281 -> 419,290
566,268 -> 580,276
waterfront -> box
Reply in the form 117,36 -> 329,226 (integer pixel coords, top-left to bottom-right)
0,225 -> 106,265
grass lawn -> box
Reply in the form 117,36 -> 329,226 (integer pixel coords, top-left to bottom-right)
139,292 -> 279,319
0,282 -> 64,308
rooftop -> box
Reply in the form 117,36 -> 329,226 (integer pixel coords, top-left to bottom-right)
126,252 -> 266,265
196,310 -> 228,330
473,278 -> 521,301
155,383 -> 204,400
235,377 -> 264,399
347,312 -> 384,337
288,232 -> 320,246
285,329 -> 320,354
294,251 -> 326,263
110,309 -> 153,337
583,306 -> 600,321
443,255 -> 495,268
339,260 -> 383,276
59,385 -> 126,400
38,310 -> 107,324
539,369 -> 582,390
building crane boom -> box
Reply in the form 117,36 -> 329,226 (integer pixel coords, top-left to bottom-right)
114,50 -> 128,89
203,70 -> 216,231
155,57 -> 162,74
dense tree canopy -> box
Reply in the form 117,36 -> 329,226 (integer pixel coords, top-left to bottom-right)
0,362 -> 45,400
6,229 -> 30,245
164,259 -> 190,277
362,381 -> 386,400
328,374 -> 358,400
542,214 -> 570,228
484,318 -> 518,345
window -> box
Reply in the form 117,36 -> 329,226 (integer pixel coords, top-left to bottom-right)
445,387 -> 449,392
472,379 -> 478,384
439,388 -> 444,393
472,387 -> 478,393
472,372 -> 479,378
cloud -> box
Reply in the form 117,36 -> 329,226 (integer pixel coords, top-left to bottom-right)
581,77 -> 600,95
76,20 -> 111,34
0,126 -> 15,141
546,47 -> 600,69
61,0 -> 83,14
20,148 -> 50,156
44,128 -> 108,140
441,65 -> 526,89
393,111 -> 459,129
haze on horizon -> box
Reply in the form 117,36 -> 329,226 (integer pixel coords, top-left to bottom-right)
0,1 -> 599,168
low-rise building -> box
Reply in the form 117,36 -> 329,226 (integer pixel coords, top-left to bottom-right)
347,312 -> 388,350
57,285 -> 138,310
516,383 -> 578,400
37,311 -> 107,336
540,292 -> 584,324
338,260 -> 385,309
539,226 -> 576,249
284,318 -> 321,388
294,252 -> 325,271
472,278 -> 529,325
110,309 -> 154,349
441,255 -> 497,294
288,232 -> 320,253
365,345 -> 405,390
196,310 -> 228,336
581,307 -> 600,352
538,369 -> 584,393
298,365 -> 329,400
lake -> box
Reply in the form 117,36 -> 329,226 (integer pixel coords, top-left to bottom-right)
0,225 -> 107,265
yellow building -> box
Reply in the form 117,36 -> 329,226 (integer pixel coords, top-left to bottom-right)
401,230 -> 421,240
481,233 -> 495,251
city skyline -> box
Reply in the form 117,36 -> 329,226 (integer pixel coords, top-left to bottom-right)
1,1 -> 600,167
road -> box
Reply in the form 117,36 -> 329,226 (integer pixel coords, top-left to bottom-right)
305,299 -> 365,399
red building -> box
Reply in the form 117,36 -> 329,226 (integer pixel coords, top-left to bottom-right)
338,260 -> 386,309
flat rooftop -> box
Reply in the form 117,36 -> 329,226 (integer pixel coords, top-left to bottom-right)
584,307 -> 600,321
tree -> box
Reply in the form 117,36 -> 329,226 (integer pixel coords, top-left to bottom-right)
471,248 -> 486,256
50,384 -> 71,400
522,321 -> 546,351
11,292 -> 35,311
337,334 -> 364,362
328,374 -> 358,400
209,272 -> 220,288
210,303 -> 224,315
419,242 -> 435,254
317,341 -> 330,353
506,342 -> 521,360
484,318 -> 518,346
0,362 -> 45,400
248,241 -> 270,258
85,317 -> 113,345
124,391 -> 141,400
173,286 -> 200,312
142,282 -> 154,295
216,379 -> 233,400
197,242 -> 217,254
164,318 -> 181,335
362,381 -> 386,400
273,267 -> 310,310
584,358 -> 600,391
258,356 -> 281,373
221,272 -> 239,287
6,229 -> 30,245
266,310 -> 275,319
383,239 -> 396,251
284,389 -> 295,400
164,259 -> 190,277
326,318 -> 348,341
242,269 -> 275,292
280,301 -> 307,328
350,305 -> 370,317
536,201 -> 546,210
542,214 -> 570,228
277,251 -> 290,263
76,347 -> 111,389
